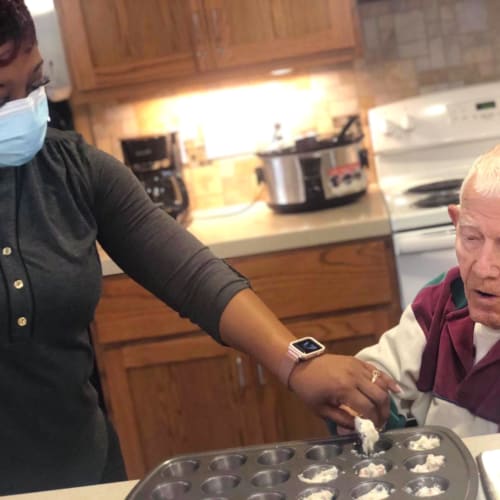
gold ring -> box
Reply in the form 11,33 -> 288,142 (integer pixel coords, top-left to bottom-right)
371,369 -> 380,383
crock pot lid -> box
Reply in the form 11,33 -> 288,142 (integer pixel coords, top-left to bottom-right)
257,133 -> 362,157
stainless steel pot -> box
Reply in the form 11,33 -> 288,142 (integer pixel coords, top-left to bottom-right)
256,116 -> 368,213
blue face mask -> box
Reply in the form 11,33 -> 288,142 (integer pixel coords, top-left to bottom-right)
0,86 -> 49,167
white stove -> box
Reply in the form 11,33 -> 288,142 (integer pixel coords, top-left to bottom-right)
369,81 -> 500,307
381,176 -> 462,232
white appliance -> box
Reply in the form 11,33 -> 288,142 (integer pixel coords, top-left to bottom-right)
369,81 -> 500,308
25,0 -> 72,102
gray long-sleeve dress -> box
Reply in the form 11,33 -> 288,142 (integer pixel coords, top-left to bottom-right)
0,127 -> 249,494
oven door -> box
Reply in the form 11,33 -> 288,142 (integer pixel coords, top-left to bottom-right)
393,225 -> 457,308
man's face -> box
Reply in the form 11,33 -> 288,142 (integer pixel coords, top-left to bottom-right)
449,180 -> 500,328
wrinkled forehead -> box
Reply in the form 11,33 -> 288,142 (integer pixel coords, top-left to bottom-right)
459,189 -> 500,228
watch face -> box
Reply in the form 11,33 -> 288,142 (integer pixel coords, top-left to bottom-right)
293,337 -> 324,354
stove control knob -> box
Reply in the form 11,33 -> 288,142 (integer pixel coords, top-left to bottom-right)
376,118 -> 401,137
399,113 -> 415,132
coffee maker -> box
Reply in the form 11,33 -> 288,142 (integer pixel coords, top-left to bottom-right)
120,134 -> 190,223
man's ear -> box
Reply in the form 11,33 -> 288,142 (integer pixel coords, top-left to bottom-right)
448,204 -> 459,227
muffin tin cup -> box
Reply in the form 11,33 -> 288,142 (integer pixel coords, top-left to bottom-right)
126,425 -> 478,500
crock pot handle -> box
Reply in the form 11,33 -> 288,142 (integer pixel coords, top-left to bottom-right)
255,166 -> 265,185
359,148 -> 369,168
338,115 -> 360,142
174,173 -> 190,212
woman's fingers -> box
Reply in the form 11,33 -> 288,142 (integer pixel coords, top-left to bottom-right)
322,405 -> 355,430
337,391 -> 388,429
334,363 -> 397,428
371,368 -> 401,394
287,354 -> 399,431
360,363 -> 401,394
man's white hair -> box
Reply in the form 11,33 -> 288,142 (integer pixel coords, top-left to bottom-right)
460,145 -> 500,201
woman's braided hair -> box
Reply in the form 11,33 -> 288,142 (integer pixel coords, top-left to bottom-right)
0,0 -> 36,66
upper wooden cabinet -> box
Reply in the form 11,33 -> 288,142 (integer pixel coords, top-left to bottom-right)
54,0 -> 360,100
203,0 -> 357,69
54,0 -> 202,91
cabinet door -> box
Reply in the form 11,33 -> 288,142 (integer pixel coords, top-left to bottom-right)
203,0 -> 357,69
54,0 -> 205,91
103,335 -> 264,478
255,308 -> 399,443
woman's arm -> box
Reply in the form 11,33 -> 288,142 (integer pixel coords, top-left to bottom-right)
219,289 -> 401,430
86,143 -> 400,430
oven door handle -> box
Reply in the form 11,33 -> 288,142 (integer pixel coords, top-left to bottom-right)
394,227 -> 456,255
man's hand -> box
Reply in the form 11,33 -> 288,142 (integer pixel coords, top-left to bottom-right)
288,354 -> 400,430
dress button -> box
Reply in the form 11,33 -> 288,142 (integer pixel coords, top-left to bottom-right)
2,247 -> 12,256
17,317 -> 27,327
13,280 -> 24,289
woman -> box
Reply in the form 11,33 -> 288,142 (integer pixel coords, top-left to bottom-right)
0,0 -> 398,494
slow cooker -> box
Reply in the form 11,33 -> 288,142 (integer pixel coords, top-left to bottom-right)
256,115 -> 369,213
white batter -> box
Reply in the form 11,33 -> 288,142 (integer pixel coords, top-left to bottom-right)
408,435 -> 441,451
299,489 -> 335,500
355,416 -> 379,455
409,454 -> 445,473
298,465 -> 339,483
358,462 -> 387,478
355,483 -> 391,499
412,484 -> 444,497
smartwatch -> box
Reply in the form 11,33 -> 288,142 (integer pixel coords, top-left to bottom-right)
279,336 -> 326,388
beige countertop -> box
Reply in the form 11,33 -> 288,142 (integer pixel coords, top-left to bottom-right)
3,433 -> 497,499
0,480 -> 139,500
100,184 -> 391,276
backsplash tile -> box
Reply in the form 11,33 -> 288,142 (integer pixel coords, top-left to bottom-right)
81,0 -> 500,211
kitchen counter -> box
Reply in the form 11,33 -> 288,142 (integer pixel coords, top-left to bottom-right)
3,433 -> 498,499
0,480 -> 139,500
100,184 -> 391,276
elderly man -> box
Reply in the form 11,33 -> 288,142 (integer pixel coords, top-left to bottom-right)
343,146 -> 500,437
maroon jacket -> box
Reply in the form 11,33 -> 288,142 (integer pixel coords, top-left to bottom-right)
414,267 -> 500,424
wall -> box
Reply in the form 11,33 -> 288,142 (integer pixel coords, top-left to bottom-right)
84,0 -> 500,211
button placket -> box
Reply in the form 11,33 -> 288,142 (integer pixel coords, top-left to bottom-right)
13,279 -> 24,289
4,248 -> 30,330
0,170 -> 33,341
1,247 -> 32,339
17,317 -> 27,327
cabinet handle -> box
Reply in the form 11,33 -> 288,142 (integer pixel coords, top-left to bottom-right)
257,363 -> 267,386
191,11 -> 205,59
211,7 -> 224,55
235,356 -> 246,388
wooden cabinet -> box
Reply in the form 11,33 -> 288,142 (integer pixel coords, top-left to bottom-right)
203,0 -> 357,70
92,236 -> 401,479
54,0 -> 360,101
100,337 -> 266,477
53,0 -> 201,91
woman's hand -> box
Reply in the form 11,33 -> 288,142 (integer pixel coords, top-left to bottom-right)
219,289 -> 400,431
288,354 -> 400,430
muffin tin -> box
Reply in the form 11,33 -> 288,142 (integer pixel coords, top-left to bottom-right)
125,425 -> 478,499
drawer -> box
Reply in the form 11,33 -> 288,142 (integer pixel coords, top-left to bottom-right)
228,237 -> 398,320
94,237 -> 399,344
94,274 -> 201,344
